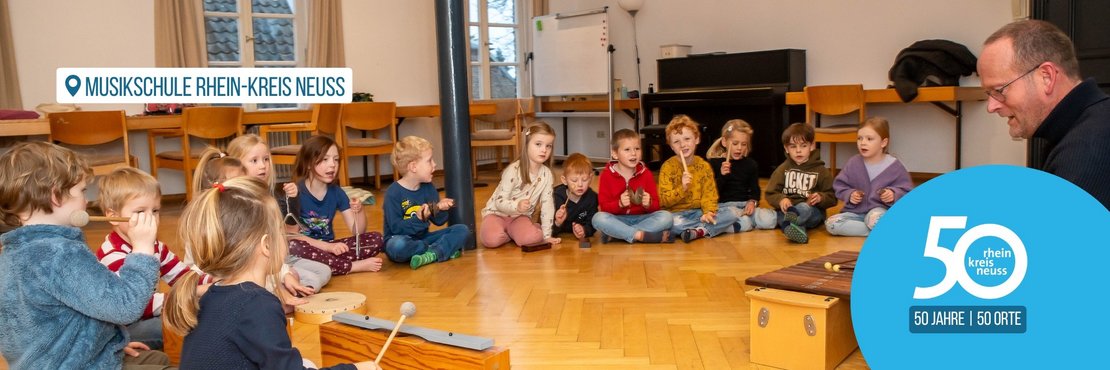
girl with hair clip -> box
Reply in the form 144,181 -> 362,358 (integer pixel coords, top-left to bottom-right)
163,177 -> 378,370
226,134 -> 334,291
479,122 -> 562,249
826,117 -> 914,236
286,135 -> 384,275
191,147 -> 246,194
706,119 -> 777,232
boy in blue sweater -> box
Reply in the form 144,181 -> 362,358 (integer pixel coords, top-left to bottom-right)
383,136 -> 470,269
0,142 -> 172,369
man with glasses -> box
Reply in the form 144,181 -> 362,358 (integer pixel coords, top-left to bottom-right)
978,20 -> 1110,209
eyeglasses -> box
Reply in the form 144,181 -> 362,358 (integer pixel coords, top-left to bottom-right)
984,64 -> 1041,102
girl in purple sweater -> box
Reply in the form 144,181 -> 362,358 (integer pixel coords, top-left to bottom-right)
826,117 -> 914,236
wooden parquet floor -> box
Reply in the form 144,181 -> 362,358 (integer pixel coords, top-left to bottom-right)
0,169 -> 871,370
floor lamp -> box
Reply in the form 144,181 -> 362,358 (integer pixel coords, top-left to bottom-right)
618,0 -> 644,94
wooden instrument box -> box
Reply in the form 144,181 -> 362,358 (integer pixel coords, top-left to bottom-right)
746,287 -> 856,370
319,321 -> 511,369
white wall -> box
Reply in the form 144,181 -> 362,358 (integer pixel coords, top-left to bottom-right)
9,0 -> 1026,195
552,0 -> 1026,172
341,1 -> 443,172
8,0 -> 166,195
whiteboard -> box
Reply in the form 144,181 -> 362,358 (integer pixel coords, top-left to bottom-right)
531,10 -> 610,96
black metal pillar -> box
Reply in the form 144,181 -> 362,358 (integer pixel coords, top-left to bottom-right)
434,0 -> 476,249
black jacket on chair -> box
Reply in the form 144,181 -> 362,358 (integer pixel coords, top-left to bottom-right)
888,39 -> 978,102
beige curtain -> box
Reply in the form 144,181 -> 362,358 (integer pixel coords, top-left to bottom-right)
154,0 -> 208,68
0,0 -> 21,109
306,0 -> 345,68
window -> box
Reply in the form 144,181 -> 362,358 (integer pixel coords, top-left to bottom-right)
203,0 -> 304,110
468,0 -> 525,100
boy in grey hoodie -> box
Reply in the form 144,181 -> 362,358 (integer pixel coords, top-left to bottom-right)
763,123 -> 838,243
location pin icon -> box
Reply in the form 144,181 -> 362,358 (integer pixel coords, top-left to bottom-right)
65,75 -> 80,96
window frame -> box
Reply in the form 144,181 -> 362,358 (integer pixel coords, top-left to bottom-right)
466,0 -> 530,100
203,0 -> 307,111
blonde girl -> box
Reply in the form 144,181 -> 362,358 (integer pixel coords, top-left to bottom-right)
826,117 -> 914,236
191,147 -> 246,194
479,122 -> 561,248
286,135 -> 384,275
163,177 -> 376,370
707,120 -> 776,232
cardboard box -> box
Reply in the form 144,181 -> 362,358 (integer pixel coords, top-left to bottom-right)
660,44 -> 691,58
746,287 -> 858,370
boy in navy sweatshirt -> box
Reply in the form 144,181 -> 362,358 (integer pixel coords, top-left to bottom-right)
383,136 -> 469,269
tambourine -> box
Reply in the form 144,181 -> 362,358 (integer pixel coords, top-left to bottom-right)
294,292 -> 367,325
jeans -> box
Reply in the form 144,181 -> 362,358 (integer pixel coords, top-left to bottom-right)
670,208 -> 739,237
776,202 -> 826,229
718,201 -> 778,232
126,317 -> 164,350
386,224 -> 470,263
591,211 -> 674,243
825,207 -> 887,236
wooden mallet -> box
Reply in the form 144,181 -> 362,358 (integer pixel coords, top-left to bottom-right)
678,149 -> 689,174
69,210 -> 130,227
823,257 -> 858,272
375,301 -> 417,365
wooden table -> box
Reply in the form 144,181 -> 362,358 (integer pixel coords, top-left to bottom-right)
785,86 -> 984,169
536,99 -> 640,158
0,103 -> 499,137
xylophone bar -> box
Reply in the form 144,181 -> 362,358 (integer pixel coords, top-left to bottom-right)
320,321 -> 510,370
744,251 -> 858,299
333,312 -> 493,350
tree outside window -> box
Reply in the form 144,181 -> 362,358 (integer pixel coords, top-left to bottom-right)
468,0 -> 523,100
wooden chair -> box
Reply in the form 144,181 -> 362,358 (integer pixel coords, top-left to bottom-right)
470,99 -> 530,176
804,84 -> 866,174
148,107 -> 243,200
337,102 -> 398,188
262,103 -> 342,166
47,110 -> 133,176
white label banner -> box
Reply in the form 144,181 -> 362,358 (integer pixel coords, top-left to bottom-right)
56,68 -> 352,104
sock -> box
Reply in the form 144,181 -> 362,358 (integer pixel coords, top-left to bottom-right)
681,228 -> 706,243
640,230 -> 672,243
410,251 -> 438,269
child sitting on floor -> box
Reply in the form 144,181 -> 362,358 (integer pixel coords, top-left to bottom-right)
552,153 -> 599,242
383,136 -> 469,269
0,142 -> 171,369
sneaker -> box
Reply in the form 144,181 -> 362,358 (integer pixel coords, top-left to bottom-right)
783,223 -> 809,244
450,250 -> 462,259
783,210 -> 800,225
410,251 -> 438,269
599,233 -> 612,244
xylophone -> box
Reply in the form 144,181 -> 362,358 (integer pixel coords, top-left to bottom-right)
322,313 -> 510,369
744,251 -> 859,370
744,250 -> 857,299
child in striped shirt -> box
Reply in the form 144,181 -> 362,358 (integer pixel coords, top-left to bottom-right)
96,167 -> 213,350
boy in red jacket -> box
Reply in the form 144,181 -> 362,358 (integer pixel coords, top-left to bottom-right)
592,129 -> 674,243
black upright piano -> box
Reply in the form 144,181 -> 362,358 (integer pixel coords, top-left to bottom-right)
640,49 -> 806,177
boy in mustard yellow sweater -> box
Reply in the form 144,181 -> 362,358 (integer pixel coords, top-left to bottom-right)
658,115 -> 739,242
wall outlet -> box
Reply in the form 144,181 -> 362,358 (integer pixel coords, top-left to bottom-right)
596,130 -> 606,138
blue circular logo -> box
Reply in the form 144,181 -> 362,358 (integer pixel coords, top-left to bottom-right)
854,165 -> 1110,369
